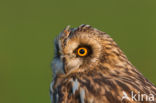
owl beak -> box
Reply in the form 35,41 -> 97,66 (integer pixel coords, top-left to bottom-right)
60,54 -> 74,74
62,57 -> 67,74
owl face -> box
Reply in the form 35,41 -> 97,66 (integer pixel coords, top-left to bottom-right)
52,24 -> 121,78
52,25 -> 102,76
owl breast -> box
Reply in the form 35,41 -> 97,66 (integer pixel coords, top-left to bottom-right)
51,68 -> 132,103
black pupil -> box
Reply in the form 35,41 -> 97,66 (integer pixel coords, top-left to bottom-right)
79,49 -> 85,54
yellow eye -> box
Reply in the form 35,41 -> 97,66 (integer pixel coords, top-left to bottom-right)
77,47 -> 88,56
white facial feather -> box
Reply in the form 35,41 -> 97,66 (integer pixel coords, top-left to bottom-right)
72,79 -> 79,94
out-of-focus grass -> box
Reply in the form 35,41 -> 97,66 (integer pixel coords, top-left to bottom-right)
0,0 -> 156,103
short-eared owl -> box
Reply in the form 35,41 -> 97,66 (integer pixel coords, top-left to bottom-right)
50,25 -> 156,103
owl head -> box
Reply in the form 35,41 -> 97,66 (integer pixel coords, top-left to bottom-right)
52,24 -> 128,78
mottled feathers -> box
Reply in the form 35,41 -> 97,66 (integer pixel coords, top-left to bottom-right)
50,24 -> 156,103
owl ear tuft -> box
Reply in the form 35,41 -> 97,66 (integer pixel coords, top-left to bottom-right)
75,24 -> 93,33
79,24 -> 91,28
63,25 -> 71,37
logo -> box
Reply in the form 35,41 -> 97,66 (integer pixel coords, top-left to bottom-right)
122,91 -> 130,101
122,91 -> 155,102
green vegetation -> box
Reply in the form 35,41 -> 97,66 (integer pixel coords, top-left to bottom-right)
0,0 -> 156,103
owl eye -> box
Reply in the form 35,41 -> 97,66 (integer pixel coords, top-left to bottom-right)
77,47 -> 88,56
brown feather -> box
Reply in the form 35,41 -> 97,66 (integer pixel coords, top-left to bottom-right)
51,24 -> 156,103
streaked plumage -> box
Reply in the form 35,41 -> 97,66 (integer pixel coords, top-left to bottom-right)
50,24 -> 156,103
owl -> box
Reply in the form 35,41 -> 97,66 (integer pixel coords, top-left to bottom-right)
50,24 -> 156,103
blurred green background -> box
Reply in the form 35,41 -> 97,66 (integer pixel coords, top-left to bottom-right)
0,0 -> 156,103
